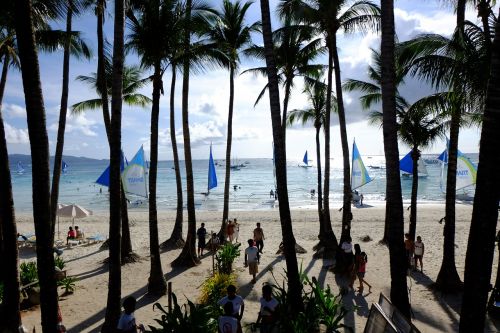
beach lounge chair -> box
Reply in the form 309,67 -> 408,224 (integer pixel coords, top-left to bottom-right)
86,234 -> 105,244
364,293 -> 421,333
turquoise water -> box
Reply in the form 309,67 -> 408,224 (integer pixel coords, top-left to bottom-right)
9,154 -> 477,213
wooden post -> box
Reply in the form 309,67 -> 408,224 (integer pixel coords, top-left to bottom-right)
167,282 -> 172,313
211,230 -> 216,276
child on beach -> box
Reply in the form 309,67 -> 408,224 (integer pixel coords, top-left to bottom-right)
414,236 -> 425,272
197,223 -> 207,256
117,296 -> 145,333
219,302 -> 238,333
356,250 -> 372,293
218,285 -> 244,332
244,239 -> 260,283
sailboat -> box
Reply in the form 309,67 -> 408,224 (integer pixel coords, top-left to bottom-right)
299,150 -> 312,168
62,160 -> 69,174
351,141 -> 373,204
17,161 -> 25,175
202,143 -> 218,196
399,151 -> 429,178
437,144 -> 477,199
121,145 -> 149,206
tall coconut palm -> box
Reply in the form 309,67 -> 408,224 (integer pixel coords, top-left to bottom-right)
203,0 -> 259,238
460,8 -> 500,331
49,0 -> 92,249
13,0 -> 60,330
397,21 -> 490,292
259,0 -> 303,313
379,0 -> 410,318
102,0 -> 125,330
287,79 -> 331,238
280,0 -> 380,244
126,0 -> 176,295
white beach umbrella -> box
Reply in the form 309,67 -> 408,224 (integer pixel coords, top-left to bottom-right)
56,203 -> 68,239
57,204 -> 93,229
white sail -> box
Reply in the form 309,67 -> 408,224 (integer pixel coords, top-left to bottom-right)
351,141 -> 373,189
438,146 -> 477,192
121,146 -> 148,198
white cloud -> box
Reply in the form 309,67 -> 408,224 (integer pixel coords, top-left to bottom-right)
49,113 -> 98,137
4,104 -> 27,118
4,123 -> 30,144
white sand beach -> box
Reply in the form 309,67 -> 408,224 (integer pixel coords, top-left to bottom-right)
15,204 -> 500,332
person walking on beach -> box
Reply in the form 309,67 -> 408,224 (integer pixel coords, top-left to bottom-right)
197,223 -> 207,256
245,239 -> 260,283
219,302 -> 238,333
233,218 -> 240,243
414,236 -> 425,272
404,233 -> 414,269
218,285 -> 244,332
256,284 -> 279,333
340,236 -> 354,274
227,220 -> 235,243
356,249 -> 372,293
360,194 -> 364,206
117,296 -> 145,332
254,223 -> 265,253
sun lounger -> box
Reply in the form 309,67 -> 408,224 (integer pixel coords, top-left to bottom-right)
86,234 -> 105,244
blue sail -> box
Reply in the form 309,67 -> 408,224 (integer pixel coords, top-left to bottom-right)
96,151 -> 126,187
122,146 -> 148,197
208,144 -> 217,191
399,152 -> 413,174
62,160 -> 69,173
303,151 -> 308,165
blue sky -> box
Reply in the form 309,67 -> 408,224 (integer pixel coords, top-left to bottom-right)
3,0 -> 494,161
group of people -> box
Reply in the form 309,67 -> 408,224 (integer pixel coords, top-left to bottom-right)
66,226 -> 84,245
404,233 -> 425,272
339,236 -> 372,294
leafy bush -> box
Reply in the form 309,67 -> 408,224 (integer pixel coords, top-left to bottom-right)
54,256 -> 66,270
20,261 -> 38,285
57,276 -> 76,294
147,293 -> 217,333
215,243 -> 241,274
199,273 -> 236,308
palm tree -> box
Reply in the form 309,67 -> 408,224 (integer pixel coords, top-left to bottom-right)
102,0 -> 125,330
280,0 -> 380,244
126,0 -> 174,295
13,0 -> 60,330
259,0 -> 303,314
203,0 -> 259,238
459,9 -> 500,331
397,21 -> 490,292
49,0 -> 92,250
379,0 -> 410,318
287,79 -> 331,239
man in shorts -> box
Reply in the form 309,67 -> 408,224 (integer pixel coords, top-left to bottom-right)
414,236 -> 425,272
245,239 -> 260,283
253,223 -> 265,253
197,223 -> 207,256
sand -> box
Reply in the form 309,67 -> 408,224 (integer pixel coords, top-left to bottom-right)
15,204 -> 500,332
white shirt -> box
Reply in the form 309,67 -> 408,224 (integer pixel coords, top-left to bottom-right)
218,315 -> 238,333
341,242 -> 353,253
117,313 -> 136,332
260,297 -> 279,316
218,295 -> 244,316
414,242 -> 424,256
245,246 -> 259,263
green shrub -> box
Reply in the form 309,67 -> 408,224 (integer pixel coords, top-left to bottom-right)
54,256 -> 66,270
20,261 -> 38,285
199,273 -> 236,308
147,293 -> 217,333
215,243 -> 241,274
57,276 -> 76,294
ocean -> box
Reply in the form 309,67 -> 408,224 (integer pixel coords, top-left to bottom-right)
9,153 -> 478,214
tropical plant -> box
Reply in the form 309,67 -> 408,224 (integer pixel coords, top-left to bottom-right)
397,21 -> 491,292
258,0 -> 303,314
379,0 -> 410,318
54,256 -> 66,270
20,262 -> 38,286
57,276 -> 77,295
102,0 -> 125,330
279,0 -> 381,244
198,273 -> 236,308
215,243 -> 241,274
148,293 -> 218,332
203,0 -> 259,241
459,9 -> 500,331
287,79 -> 335,254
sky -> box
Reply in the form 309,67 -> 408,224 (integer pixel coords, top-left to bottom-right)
3,0 -> 495,161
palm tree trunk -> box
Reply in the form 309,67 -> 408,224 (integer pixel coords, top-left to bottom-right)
408,147 -> 419,241
120,183 -> 134,262
331,34 -> 352,244
460,12 -> 500,329
97,0 -> 111,142
14,0 -> 59,330
0,52 -> 21,332
315,124 -> 324,232
102,0 -> 124,330
380,0 -> 411,318
281,79 -> 292,146
148,63 -> 167,295
259,0 -> 303,313
222,66 -> 235,229
172,0 -> 200,267
162,64 -> 185,249
50,0 -> 73,245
